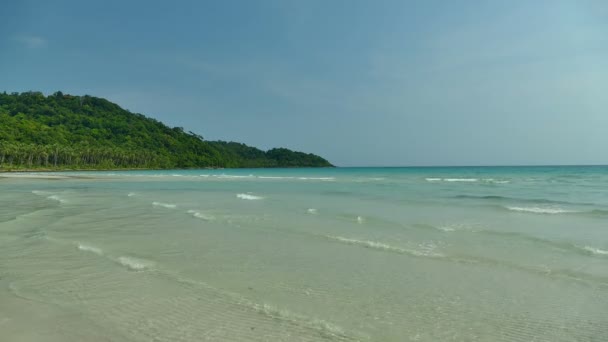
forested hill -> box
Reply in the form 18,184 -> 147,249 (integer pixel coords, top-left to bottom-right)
0,91 -> 333,170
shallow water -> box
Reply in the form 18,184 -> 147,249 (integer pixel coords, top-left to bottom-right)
1,166 -> 607,341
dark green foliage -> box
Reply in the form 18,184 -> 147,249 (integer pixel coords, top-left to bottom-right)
0,91 -> 333,170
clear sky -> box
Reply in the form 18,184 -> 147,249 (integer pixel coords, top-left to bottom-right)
1,0 -> 607,166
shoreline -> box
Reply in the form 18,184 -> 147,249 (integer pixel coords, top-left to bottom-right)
0,166 -> 336,173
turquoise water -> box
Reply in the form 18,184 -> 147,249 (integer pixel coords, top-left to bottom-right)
1,166 -> 607,341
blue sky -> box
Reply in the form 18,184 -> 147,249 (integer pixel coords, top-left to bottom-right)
1,0 -> 607,166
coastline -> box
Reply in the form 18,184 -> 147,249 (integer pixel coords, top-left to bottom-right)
0,165 -> 338,173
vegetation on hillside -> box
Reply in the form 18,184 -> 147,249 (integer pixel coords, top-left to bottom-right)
0,91 -> 333,170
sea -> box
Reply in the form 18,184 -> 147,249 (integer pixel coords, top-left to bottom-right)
1,166 -> 607,341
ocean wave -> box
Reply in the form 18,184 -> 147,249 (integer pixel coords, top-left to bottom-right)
217,174 -> 254,179
307,208 -> 318,214
236,193 -> 263,200
483,179 -> 510,184
152,201 -> 177,209
444,178 -> 479,182
588,209 -> 608,217
77,243 -> 103,255
326,236 -> 444,258
455,194 -> 593,206
425,178 -> 480,182
356,216 -> 364,224
417,223 -> 608,260
258,176 -> 296,180
127,192 -> 136,197
46,195 -> 67,203
297,177 -> 336,181
116,256 -> 154,271
505,206 -> 576,214
437,225 -> 457,232
581,246 -> 608,256
186,209 -> 214,221
426,178 -> 509,183
32,190 -> 66,203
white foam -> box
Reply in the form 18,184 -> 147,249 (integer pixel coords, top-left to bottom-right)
356,216 -> 364,224
186,209 -> 214,221
127,192 -> 136,197
297,177 -> 335,181
506,206 -> 574,214
236,193 -> 263,200
46,195 -> 67,203
34,190 -> 67,203
437,226 -> 456,232
327,236 -> 444,258
258,176 -> 295,180
426,177 -> 480,182
77,243 -> 103,255
117,256 -> 153,271
483,178 -> 510,184
307,208 -> 318,214
582,246 -> 608,256
217,174 -> 254,179
152,201 -> 177,209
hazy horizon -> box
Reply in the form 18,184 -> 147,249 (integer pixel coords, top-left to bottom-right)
2,0 -> 607,167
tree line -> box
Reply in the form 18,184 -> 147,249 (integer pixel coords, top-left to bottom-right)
0,91 -> 333,170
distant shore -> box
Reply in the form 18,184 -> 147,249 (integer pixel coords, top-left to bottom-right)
0,166 -> 335,173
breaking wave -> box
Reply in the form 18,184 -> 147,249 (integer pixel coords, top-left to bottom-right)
116,256 -> 154,271
46,195 -> 67,203
505,206 -> 577,214
455,194 -> 593,206
326,236 -> 444,258
217,174 -> 255,179
236,193 -> 263,200
186,209 -> 214,221
580,246 -> 608,256
258,176 -> 294,180
297,177 -> 335,181
77,243 -> 103,256
152,202 -> 177,209
32,190 -> 67,203
426,178 -> 510,183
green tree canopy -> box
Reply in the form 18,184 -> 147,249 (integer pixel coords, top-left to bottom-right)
0,91 -> 333,170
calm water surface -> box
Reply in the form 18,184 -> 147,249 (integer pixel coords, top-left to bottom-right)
1,166 -> 607,341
